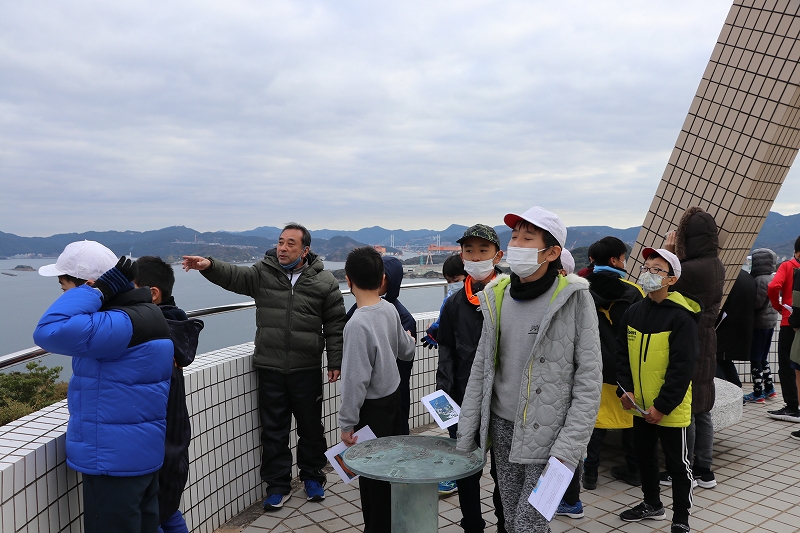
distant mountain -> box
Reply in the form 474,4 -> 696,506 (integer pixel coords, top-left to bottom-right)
3,211 -> 797,260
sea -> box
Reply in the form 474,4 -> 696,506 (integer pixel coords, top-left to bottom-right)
0,257 -> 446,381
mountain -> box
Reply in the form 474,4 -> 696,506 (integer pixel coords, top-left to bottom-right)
2,211 -> 797,259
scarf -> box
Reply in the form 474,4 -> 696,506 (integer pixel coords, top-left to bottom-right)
464,272 -> 497,305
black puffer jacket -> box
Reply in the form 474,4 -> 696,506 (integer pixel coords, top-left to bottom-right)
586,270 -> 644,384
671,207 -> 725,414
751,248 -> 780,329
716,269 -> 756,362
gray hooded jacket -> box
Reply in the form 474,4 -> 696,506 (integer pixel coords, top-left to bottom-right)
751,248 -> 780,329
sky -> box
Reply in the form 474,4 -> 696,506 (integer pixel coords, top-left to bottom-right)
2,1 -> 799,237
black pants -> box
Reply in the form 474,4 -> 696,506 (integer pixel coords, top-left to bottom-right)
584,427 -> 638,475
715,359 -> 742,387
355,388 -> 402,533
448,426 -> 506,533
778,327 -> 798,409
750,328 -> 775,396
563,460 -> 582,506
258,369 -> 327,495
82,472 -> 160,533
396,359 -> 413,435
633,417 -> 692,526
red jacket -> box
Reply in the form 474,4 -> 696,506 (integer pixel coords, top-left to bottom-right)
768,256 -> 800,327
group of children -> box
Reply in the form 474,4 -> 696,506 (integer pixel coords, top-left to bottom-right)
338,205 -> 703,533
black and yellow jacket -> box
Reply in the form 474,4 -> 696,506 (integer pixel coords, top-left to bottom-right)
615,291 -> 702,428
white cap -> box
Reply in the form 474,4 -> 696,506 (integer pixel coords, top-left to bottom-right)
504,206 -> 567,249
642,247 -> 682,279
560,249 -> 575,275
38,241 -> 118,281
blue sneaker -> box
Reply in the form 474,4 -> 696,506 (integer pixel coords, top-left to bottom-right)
262,493 -> 291,511
438,480 -> 458,496
743,392 -> 765,404
304,480 -> 325,501
556,499 -> 584,519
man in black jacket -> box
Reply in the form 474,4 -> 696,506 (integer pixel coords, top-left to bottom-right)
436,224 -> 505,533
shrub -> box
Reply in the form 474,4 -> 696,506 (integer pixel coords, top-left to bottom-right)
0,361 -> 68,426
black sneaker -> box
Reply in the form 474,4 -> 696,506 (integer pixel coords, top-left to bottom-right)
790,430 -> 800,441
671,523 -> 691,533
767,406 -> 800,422
620,502 -> 666,522
693,467 -> 717,489
611,465 -> 641,486
582,469 -> 598,490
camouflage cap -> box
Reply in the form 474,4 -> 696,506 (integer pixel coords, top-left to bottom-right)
457,224 -> 501,247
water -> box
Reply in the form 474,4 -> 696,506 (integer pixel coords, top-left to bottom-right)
0,257 -> 445,380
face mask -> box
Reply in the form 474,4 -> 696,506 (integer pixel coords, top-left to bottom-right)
463,257 -> 496,281
281,250 -> 306,271
506,246 -> 547,278
446,281 -> 464,295
639,271 -> 666,293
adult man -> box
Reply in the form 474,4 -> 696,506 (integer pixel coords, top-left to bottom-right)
182,223 -> 346,510
35,241 -> 174,533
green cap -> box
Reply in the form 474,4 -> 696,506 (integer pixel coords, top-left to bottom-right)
457,224 -> 500,247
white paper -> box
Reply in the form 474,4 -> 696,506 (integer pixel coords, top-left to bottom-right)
783,303 -> 793,313
325,426 -> 377,484
421,390 -> 461,428
715,312 -> 727,330
527,457 -> 574,521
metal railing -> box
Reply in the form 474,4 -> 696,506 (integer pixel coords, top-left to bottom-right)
0,280 -> 448,370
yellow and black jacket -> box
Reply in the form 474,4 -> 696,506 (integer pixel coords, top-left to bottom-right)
615,292 -> 702,428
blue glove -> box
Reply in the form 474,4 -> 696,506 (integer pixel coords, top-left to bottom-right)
93,256 -> 137,301
421,333 -> 438,349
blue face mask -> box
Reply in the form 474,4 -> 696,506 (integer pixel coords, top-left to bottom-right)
281,250 -> 307,271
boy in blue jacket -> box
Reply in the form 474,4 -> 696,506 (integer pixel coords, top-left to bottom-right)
35,241 -> 174,533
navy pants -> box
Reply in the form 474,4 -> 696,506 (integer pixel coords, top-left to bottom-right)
82,472 -> 160,533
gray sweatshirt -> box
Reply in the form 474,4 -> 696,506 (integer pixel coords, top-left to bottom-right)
338,299 -> 417,432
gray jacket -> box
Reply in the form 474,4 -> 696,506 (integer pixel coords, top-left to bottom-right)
455,274 -> 602,469
751,248 -> 780,329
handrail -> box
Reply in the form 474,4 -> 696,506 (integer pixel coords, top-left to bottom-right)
0,279 -> 448,370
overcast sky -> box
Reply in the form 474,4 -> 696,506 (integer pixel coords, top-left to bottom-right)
2,1 -> 798,237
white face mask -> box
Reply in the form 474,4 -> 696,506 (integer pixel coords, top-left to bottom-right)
639,271 -> 666,293
463,257 -> 496,281
506,246 -> 547,278
446,281 -> 464,295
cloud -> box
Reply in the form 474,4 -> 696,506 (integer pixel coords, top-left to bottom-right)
1,0 -> 797,236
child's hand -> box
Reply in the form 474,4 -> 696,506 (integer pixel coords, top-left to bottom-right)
342,430 -> 358,446
644,407 -> 664,424
620,392 -> 636,410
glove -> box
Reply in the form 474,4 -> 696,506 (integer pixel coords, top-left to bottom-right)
93,256 -> 138,301
421,333 -> 438,349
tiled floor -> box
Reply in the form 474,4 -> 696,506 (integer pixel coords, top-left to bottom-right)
224,393 -> 800,533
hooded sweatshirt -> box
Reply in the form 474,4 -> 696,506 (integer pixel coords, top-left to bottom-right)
751,248 -> 780,329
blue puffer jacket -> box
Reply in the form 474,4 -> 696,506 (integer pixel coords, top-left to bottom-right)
34,285 -> 174,476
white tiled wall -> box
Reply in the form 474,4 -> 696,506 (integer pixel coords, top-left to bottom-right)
0,312 -> 439,533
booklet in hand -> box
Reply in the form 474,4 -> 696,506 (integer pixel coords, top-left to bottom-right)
325,426 -> 377,484
421,390 -> 460,429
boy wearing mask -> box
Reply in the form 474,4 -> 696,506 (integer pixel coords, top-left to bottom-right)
437,225 -> 506,533
456,208 -> 602,533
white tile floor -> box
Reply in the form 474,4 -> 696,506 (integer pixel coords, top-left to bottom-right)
223,393 -> 800,533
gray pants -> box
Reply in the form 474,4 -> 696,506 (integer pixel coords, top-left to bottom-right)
686,411 -> 713,470
490,415 -> 550,533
